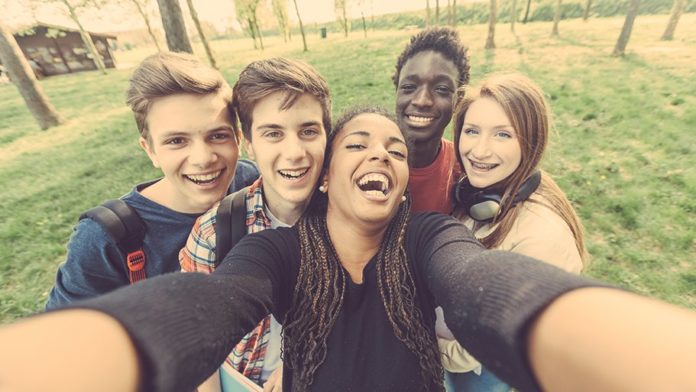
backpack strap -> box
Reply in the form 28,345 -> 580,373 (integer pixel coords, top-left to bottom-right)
215,186 -> 250,264
80,199 -> 147,284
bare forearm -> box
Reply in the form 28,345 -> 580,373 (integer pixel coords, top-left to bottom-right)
0,309 -> 139,392
529,288 -> 696,391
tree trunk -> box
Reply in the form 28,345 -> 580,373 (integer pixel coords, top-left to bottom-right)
583,0 -> 593,21
522,0 -> 531,23
613,0 -> 641,56
661,0 -> 686,40
156,0 -> 194,53
510,0 -> 517,32
452,0 -> 457,26
246,18 -> 258,49
292,0 -> 307,51
426,0 -> 431,26
254,18 -> 264,49
132,0 -> 161,51
485,0 -> 496,49
62,0 -> 107,74
342,2 -> 349,37
361,12 -> 367,37
0,23 -> 64,130
551,0 -> 562,36
435,0 -> 440,24
185,0 -> 217,68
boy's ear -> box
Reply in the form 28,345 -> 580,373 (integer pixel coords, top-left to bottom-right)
139,137 -> 160,168
243,140 -> 255,160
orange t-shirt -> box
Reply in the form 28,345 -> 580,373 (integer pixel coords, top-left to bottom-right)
408,139 -> 462,214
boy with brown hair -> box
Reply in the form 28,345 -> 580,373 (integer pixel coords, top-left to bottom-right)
179,57 -> 331,390
46,52 -> 258,309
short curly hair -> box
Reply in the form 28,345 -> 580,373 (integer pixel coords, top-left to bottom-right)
392,27 -> 470,88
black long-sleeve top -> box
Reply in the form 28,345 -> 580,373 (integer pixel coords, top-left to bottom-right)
81,213 -> 601,392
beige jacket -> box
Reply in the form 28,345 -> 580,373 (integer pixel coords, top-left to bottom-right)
438,193 -> 583,372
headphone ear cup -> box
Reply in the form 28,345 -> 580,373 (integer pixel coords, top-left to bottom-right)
469,196 -> 501,222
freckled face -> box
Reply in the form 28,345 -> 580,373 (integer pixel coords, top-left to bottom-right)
395,50 -> 459,145
324,113 -> 409,227
458,98 -> 522,189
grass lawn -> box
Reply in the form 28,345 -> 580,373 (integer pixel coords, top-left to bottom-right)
0,13 -> 694,322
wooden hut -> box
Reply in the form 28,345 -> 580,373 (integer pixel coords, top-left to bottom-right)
11,23 -> 117,77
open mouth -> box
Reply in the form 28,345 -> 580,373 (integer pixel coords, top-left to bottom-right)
469,160 -> 499,171
356,172 -> 391,197
278,167 -> 309,180
185,169 -> 224,185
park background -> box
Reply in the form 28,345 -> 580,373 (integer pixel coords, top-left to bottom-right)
0,0 -> 694,322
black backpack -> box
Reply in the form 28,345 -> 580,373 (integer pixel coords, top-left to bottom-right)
81,186 -> 249,284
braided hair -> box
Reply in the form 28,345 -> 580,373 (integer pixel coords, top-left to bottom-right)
282,106 -> 444,391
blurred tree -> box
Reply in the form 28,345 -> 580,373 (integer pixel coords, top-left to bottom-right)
235,0 -> 263,49
551,0 -> 561,36
435,0 -> 440,24
661,0 -> 686,40
451,0 -> 457,26
510,0 -> 517,31
184,0 -> 216,68
291,0 -> 307,51
522,0 -> 531,23
612,0 -> 640,56
156,0 -> 193,52
426,0 -> 431,26
335,0 -> 349,37
271,0 -> 291,42
0,21 -> 64,130
583,0 -> 592,21
356,0 -> 368,37
486,0 -> 496,49
124,0 -> 161,51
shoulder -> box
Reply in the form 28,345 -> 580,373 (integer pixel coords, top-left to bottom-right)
231,159 -> 260,190
505,195 -> 583,273
407,213 -> 479,256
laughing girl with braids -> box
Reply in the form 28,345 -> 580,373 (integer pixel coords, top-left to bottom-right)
22,106 -> 611,392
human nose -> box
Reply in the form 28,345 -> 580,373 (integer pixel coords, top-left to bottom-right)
470,135 -> 492,159
368,144 -> 390,164
189,141 -> 216,167
412,86 -> 433,107
284,136 -> 307,162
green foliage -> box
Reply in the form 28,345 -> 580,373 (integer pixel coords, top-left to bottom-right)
0,14 -> 695,321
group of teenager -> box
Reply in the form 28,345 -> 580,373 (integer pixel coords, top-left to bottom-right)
1,27 -> 694,392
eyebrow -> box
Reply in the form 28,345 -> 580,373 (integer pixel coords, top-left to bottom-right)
255,120 -> 322,131
157,125 -> 234,138
341,130 -> 407,146
463,122 -> 514,131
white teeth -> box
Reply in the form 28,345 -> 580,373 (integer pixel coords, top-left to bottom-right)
279,168 -> 309,179
470,161 -> 497,170
186,170 -> 222,184
408,115 -> 434,123
357,173 -> 390,193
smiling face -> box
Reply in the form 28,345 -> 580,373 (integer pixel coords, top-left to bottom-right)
324,113 -> 409,228
245,92 -> 327,220
458,97 -> 522,189
395,50 -> 458,145
140,92 -> 239,213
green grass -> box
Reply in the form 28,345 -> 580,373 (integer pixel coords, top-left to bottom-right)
1,14 -> 695,322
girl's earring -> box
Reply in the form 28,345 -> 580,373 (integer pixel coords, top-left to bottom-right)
319,184 -> 328,193
401,195 -> 407,202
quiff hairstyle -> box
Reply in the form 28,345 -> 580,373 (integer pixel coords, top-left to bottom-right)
392,26 -> 471,88
453,73 -> 587,263
125,51 -> 236,143
232,57 -> 332,140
